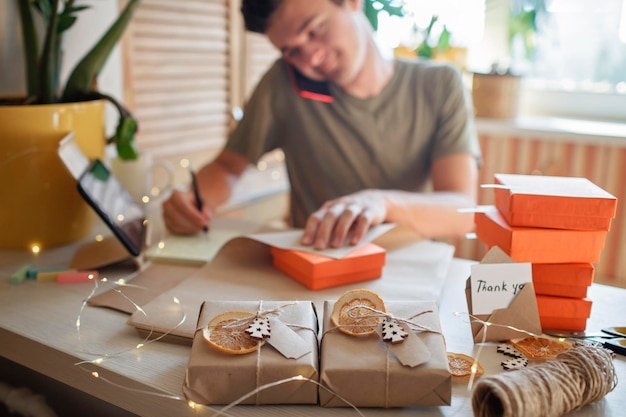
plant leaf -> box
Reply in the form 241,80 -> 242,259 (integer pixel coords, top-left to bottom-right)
61,0 -> 141,102
17,0 -> 39,98
437,26 -> 451,52
114,115 -> 139,160
39,0 -> 60,103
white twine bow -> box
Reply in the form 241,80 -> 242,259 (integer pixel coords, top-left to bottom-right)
214,302 -> 297,331
342,304 -> 438,337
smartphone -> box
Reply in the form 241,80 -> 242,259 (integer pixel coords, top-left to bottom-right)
77,159 -> 147,257
288,65 -> 333,103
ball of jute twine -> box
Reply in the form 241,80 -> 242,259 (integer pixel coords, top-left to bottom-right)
472,344 -> 617,417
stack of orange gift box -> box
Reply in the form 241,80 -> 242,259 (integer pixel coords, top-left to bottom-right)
475,174 -> 617,331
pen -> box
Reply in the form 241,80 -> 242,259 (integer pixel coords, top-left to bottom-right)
189,167 -> 209,234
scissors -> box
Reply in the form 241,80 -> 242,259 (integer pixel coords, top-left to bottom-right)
544,326 -> 626,356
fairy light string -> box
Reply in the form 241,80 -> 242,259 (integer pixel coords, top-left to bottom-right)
74,274 -> 187,362
72,274 -> 366,415
452,311 -> 548,391
68,264 -> 617,417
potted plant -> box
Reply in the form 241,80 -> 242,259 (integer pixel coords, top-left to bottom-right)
0,0 -> 140,250
472,0 -> 546,118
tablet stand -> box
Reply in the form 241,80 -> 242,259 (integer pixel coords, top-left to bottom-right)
70,235 -> 144,271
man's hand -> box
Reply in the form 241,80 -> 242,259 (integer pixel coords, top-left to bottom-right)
162,189 -> 212,235
301,190 -> 387,249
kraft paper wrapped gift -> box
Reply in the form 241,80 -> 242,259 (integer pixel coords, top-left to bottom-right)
492,173 -> 617,231
474,206 -> 607,263
183,300 -> 319,405
271,243 -> 386,290
319,299 -> 450,408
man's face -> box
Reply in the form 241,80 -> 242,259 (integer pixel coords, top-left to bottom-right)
265,0 -> 366,87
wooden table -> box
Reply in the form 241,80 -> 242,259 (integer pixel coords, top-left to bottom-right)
0,226 -> 624,417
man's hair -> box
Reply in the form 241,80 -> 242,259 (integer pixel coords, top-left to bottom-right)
241,0 -> 344,34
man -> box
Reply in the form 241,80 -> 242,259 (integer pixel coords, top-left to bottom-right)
162,0 -> 481,250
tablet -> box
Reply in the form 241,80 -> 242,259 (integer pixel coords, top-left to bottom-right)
77,158 -> 147,257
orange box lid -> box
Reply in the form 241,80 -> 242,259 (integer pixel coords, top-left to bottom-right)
270,243 -> 386,279
273,258 -> 382,290
493,174 -> 617,231
533,282 -> 589,299
532,263 -> 595,286
539,316 -> 588,332
474,207 -> 607,263
536,295 -> 592,319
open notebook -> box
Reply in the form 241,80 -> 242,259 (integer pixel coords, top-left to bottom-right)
144,228 -> 248,265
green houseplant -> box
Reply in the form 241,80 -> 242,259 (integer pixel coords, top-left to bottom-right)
472,0 -> 545,119
0,0 -> 141,250
16,0 -> 140,160
363,0 -> 404,31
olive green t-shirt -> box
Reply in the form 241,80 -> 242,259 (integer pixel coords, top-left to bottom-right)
226,58 -> 481,227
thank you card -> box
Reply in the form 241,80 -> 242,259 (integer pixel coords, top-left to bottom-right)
470,262 -> 532,315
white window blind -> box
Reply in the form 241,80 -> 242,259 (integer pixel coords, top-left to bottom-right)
243,31 -> 279,100
124,0 -> 230,158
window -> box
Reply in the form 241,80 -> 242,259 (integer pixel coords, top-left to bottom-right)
522,0 -> 626,121
375,0 -> 626,122
529,0 -> 626,93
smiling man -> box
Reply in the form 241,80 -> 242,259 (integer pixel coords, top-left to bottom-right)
162,0 -> 482,249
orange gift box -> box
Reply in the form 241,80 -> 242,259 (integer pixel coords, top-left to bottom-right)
537,295 -> 592,331
474,207 -> 607,263
532,263 -> 594,298
270,243 -> 386,290
536,295 -> 592,318
492,173 -> 617,231
539,316 -> 588,332
534,283 -> 589,299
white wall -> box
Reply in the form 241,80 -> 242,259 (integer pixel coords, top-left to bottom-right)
0,1 -> 123,133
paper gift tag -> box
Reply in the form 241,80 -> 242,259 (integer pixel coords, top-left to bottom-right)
266,316 -> 311,359
377,321 -> 431,368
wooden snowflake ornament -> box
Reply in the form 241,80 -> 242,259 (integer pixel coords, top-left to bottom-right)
381,318 -> 408,344
245,316 -> 271,340
497,343 -> 525,358
501,357 -> 528,371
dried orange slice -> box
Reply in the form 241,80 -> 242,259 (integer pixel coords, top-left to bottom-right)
447,352 -> 485,378
510,336 -> 573,360
202,311 -> 264,355
330,289 -> 386,336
